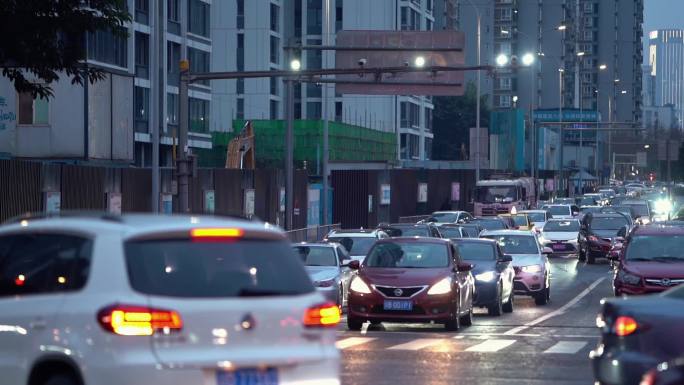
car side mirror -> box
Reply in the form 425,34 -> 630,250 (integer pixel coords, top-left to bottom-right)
499,254 -> 513,263
456,263 -> 473,272
542,247 -> 553,255
344,260 -> 360,270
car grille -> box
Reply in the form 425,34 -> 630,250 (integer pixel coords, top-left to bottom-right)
375,285 -> 426,298
644,278 -> 684,287
513,281 -> 527,291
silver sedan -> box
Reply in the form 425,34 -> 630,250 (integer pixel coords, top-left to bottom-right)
293,242 -> 357,307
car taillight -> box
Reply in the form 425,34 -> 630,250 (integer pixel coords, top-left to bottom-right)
639,370 -> 657,385
303,303 -> 340,328
191,228 -> 244,241
98,304 -> 183,336
613,316 -> 638,337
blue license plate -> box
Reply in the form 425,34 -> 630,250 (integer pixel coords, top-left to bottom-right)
383,300 -> 413,311
217,368 -> 279,385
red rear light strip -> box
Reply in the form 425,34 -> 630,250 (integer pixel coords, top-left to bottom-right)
303,303 -> 341,328
613,316 -> 638,337
98,304 -> 183,336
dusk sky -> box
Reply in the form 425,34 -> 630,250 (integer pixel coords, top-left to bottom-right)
643,0 -> 684,62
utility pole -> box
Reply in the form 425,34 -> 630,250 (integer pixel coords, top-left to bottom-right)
475,11 -> 481,182
151,0 -> 160,212
178,60 -> 190,213
322,0 -> 331,226
558,69 -> 564,195
284,47 -> 295,230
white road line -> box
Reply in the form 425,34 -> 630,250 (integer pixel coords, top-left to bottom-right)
336,337 -> 377,350
360,322 -> 369,335
503,277 -> 606,335
543,341 -> 588,354
387,338 -> 443,351
465,339 -> 517,352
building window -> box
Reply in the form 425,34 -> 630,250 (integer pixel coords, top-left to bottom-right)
497,94 -> 511,108
425,107 -> 433,131
307,101 -> 322,119
237,0 -> 244,29
236,78 -> 245,94
498,77 -> 512,90
295,0 -> 302,37
425,137 -> 433,160
167,42 -> 181,85
135,32 -> 149,79
168,0 -> 181,35
401,7 -> 420,30
189,98 -> 209,133
426,19 -> 432,31
335,0 -> 343,32
400,102 -> 420,128
495,8 -> 512,21
236,98 -> 244,119
270,3 -> 280,32
87,28 -> 128,68
134,87 -> 149,133
188,47 -> 210,85
167,93 -> 178,129
237,34 -> 244,71
270,36 -> 280,64
270,100 -> 279,120
270,76 -> 279,96
188,0 -> 210,38
135,0 -> 149,25
18,92 -> 49,125
307,0 -> 322,35
426,0 -> 433,13
335,101 -> 342,121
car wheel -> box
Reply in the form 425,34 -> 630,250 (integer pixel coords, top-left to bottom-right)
502,288 -> 514,313
534,280 -> 550,306
487,284 -> 503,316
578,246 -> 586,261
444,304 -> 461,331
43,374 -> 79,385
347,316 -> 363,331
460,305 -> 474,326
587,252 -> 596,265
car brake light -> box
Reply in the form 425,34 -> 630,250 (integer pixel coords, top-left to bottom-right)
98,305 -> 183,336
613,316 -> 638,337
639,370 -> 657,385
303,303 -> 340,328
191,228 -> 244,240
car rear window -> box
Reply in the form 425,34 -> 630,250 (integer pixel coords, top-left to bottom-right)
456,242 -> 496,261
327,236 -> 376,255
125,239 -> 314,298
548,206 -> 571,216
294,246 -> 337,267
590,217 -> 628,230
544,221 -> 580,232
365,242 -> 449,268
439,227 -> 463,238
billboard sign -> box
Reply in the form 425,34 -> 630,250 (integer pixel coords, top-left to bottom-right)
335,31 -> 465,96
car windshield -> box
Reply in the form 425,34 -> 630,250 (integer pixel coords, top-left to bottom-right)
481,235 -> 539,254
460,226 -> 481,237
624,203 -> 650,217
590,217 -> 628,230
456,242 -> 496,261
525,212 -> 546,223
625,235 -> 684,262
471,219 -> 507,230
475,186 -> 519,203
386,227 -> 431,237
365,242 -> 449,268
511,215 -> 529,226
293,246 -> 337,267
544,221 -> 580,232
581,207 -> 601,214
554,198 -> 574,204
439,227 -> 463,238
548,206 -> 571,216
124,239 -> 314,298
327,236 -> 376,256
430,213 -> 459,223
577,198 -> 596,206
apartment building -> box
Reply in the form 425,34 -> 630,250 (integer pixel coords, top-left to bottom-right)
213,0 -> 436,161
648,29 -> 684,127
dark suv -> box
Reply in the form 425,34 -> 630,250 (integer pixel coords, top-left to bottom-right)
579,213 -> 630,264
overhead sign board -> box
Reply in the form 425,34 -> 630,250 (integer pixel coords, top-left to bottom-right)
335,31 -> 465,96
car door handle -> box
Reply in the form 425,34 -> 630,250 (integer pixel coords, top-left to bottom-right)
29,319 -> 47,330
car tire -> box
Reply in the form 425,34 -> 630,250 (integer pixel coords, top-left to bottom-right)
587,252 -> 596,265
488,285 -> 503,316
347,316 -> 363,331
502,288 -> 514,313
444,304 -> 461,331
534,281 -> 550,306
460,305 -> 474,326
578,246 -> 586,261
43,374 -> 79,385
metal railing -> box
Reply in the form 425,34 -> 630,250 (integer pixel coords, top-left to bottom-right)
397,215 -> 431,223
285,224 -> 341,243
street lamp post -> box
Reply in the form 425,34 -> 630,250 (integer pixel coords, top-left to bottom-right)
461,0 -> 482,182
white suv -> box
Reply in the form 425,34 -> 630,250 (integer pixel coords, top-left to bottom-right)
0,214 -> 340,385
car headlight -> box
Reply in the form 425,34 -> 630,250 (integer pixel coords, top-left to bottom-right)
314,278 -> 336,288
617,270 -> 641,285
427,277 -> 452,295
475,271 -> 496,282
521,265 -> 542,273
654,199 -> 672,214
350,276 -> 371,294
639,217 -> 651,225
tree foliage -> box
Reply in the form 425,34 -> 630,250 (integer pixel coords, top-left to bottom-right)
0,0 -> 131,99
432,82 -> 490,161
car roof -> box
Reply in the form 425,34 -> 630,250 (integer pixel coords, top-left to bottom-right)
387,223 -> 429,228
450,238 -> 497,245
545,204 -> 572,207
0,213 -> 282,239
546,218 -> 579,222
631,225 -> 684,235
375,237 -> 451,245
520,210 -> 546,213
480,229 -> 535,236
622,200 -> 648,205
587,213 -> 625,218
432,211 -> 467,214
293,242 -> 337,248
328,229 -> 378,236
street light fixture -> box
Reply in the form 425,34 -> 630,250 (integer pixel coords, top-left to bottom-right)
599,64 -> 607,70
496,53 -> 509,67
290,59 -> 302,71
414,56 -> 426,68
521,53 -> 535,67
621,90 -> 627,94
644,144 -> 651,149
557,25 -> 567,31
577,52 -> 585,57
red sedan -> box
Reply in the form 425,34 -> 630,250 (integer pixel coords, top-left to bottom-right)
611,225 -> 684,296
347,238 -> 475,331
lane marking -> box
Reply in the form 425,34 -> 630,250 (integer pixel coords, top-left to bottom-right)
387,338 -> 443,351
360,322 -> 369,335
336,337 -> 377,350
503,277 -> 606,335
465,339 -> 516,352
543,341 -> 588,354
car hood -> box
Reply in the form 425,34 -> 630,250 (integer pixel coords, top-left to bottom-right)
509,253 -> 544,267
542,231 -> 578,241
464,260 -> 498,275
360,267 -> 450,287
305,266 -> 339,282
591,230 -> 620,239
623,261 -> 684,278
